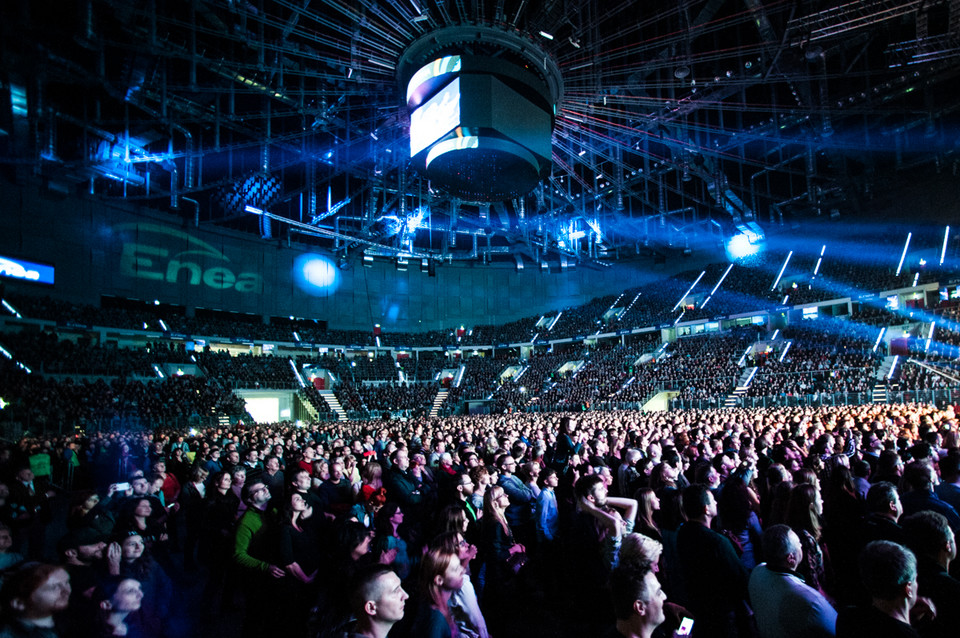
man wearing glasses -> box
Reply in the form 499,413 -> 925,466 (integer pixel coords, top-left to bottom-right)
497,456 -> 536,547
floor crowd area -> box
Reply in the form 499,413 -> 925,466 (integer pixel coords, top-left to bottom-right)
2,402 -> 960,637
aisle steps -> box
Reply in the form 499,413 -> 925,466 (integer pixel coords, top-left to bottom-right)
319,389 -> 348,421
429,389 -> 449,418
723,366 -> 757,408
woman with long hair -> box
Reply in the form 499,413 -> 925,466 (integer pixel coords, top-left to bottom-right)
413,547 -> 465,638
632,487 -> 662,542
277,491 -> 322,634
435,505 -> 469,539
115,499 -> 166,549
821,464 -> 864,602
199,471 -> 238,564
766,479 -> 794,527
198,470 -> 239,611
716,474 -> 764,570
786,483 -> 831,596
357,460 -> 383,501
551,415 -> 583,471
280,492 -> 321,584
373,501 -> 411,580
229,465 -> 248,519
343,454 -> 362,493
480,485 -> 524,593
104,533 -> 173,633
428,531 -> 487,638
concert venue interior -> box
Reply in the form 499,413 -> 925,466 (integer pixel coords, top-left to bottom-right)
2,2 -> 960,637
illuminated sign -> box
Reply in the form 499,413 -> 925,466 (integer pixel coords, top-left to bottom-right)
116,223 -> 263,293
0,255 -> 54,285
406,55 -> 462,106
410,77 -> 461,157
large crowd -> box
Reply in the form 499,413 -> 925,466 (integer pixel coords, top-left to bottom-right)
5,221 -> 954,354
1,309 -> 949,426
3,218 -> 960,637
1,402 -> 960,638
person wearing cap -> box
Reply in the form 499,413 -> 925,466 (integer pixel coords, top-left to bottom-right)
58,528 -> 106,605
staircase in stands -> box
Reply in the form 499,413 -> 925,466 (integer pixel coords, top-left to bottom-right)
429,389 -> 449,418
724,366 -> 757,408
319,389 -> 348,421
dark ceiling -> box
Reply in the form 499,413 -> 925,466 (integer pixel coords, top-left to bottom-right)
2,0 -> 958,268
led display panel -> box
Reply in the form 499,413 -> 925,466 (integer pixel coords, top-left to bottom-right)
410,77 -> 461,157
0,255 -> 54,285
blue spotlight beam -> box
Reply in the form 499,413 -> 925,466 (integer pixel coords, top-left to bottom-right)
906,358 -> 960,385
673,271 -> 705,312
813,245 -> 826,276
771,251 -> 792,291
701,264 -> 734,310
873,327 -> 886,352
710,264 -> 734,296
942,226 -> 950,265
895,232 -> 911,277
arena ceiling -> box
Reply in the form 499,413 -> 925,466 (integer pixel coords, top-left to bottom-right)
2,0 -> 959,269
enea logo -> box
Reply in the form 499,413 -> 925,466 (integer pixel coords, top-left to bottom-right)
117,223 -> 263,293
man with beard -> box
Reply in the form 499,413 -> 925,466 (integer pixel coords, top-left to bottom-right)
57,528 -> 106,604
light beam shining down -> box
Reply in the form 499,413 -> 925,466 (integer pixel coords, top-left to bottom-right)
673,271 -> 705,312
813,245 -> 826,276
873,327 -> 886,353
942,226 -> 950,265
701,264 -> 734,309
771,251 -> 792,291
896,232 -> 911,277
